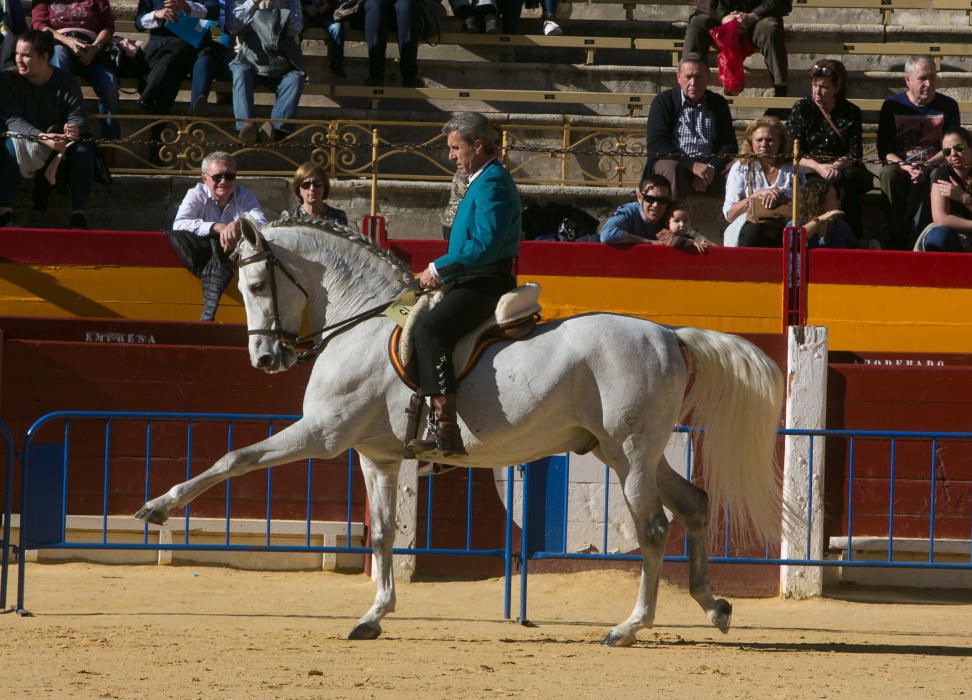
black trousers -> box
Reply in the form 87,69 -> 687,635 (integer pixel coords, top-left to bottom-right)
413,274 -> 515,396
165,228 -> 234,320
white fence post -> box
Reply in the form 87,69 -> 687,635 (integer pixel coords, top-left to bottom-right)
780,325 -> 827,598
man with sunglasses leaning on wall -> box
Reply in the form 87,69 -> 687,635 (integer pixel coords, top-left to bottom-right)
599,174 -> 673,245
166,151 -> 267,321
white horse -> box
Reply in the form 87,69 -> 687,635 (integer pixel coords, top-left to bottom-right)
135,217 -> 784,647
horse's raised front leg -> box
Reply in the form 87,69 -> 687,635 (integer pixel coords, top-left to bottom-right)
134,419 -> 323,525
597,444 -> 670,648
348,455 -> 399,641
657,456 -> 732,634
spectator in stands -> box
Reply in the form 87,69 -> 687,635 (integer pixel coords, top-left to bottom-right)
722,115 -> 796,247
799,177 -> 878,249
283,161 -> 347,223
365,0 -> 419,86
598,173 -> 672,245
786,59 -> 873,239
302,0 -> 345,77
31,0 -> 122,141
658,199 -> 710,252
450,0 -> 522,34
914,128 -> 972,253
1,0 -> 29,70
167,151 -> 268,320
643,56 -> 737,201
683,0 -> 790,98
877,56 -> 960,250
227,0 -> 305,144
0,29 -> 96,229
135,0 -> 227,117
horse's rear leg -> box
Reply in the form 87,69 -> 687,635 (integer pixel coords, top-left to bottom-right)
348,456 -> 398,641
657,457 -> 732,633
134,420 -> 319,525
597,446 -> 670,647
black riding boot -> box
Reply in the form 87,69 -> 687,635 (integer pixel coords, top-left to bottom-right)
406,393 -> 466,457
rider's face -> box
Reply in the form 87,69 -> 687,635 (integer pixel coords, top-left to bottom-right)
447,130 -> 489,176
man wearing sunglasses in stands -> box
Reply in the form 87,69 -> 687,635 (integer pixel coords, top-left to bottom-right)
599,174 -> 674,246
167,151 -> 268,321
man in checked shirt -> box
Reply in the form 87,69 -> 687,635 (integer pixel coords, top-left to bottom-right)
642,56 -> 738,201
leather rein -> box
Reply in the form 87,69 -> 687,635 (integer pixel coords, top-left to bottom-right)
236,239 -> 411,364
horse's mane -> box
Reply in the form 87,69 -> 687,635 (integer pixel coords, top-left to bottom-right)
264,212 -> 419,292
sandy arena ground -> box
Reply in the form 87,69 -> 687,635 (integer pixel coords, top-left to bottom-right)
2,563 -> 971,698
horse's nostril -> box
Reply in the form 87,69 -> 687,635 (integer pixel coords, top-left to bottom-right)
256,354 -> 273,369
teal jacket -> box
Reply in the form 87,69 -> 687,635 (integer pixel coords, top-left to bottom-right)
435,159 -> 521,281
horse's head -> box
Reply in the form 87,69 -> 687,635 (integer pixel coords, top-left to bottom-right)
234,217 -> 309,373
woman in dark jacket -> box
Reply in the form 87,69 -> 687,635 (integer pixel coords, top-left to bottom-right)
786,59 -> 874,238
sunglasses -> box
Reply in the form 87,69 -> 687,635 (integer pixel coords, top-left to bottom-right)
299,180 -> 325,190
208,171 -> 236,184
640,192 -> 671,206
810,63 -> 835,77
943,143 -> 968,157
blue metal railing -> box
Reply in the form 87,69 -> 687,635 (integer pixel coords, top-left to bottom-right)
14,410 -> 514,616
0,419 -> 15,611
515,426 -> 972,622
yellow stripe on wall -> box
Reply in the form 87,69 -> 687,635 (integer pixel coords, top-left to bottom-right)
809,283 -> 972,352
524,275 -> 782,335
0,265 -> 245,322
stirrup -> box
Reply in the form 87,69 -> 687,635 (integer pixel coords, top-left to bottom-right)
417,461 -> 461,477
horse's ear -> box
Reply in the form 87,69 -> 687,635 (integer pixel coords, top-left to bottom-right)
232,216 -> 261,259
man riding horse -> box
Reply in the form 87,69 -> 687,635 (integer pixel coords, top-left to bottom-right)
407,112 -> 522,457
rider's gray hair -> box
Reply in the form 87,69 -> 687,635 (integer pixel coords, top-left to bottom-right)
904,55 -> 936,78
442,112 -> 497,156
201,151 -> 237,175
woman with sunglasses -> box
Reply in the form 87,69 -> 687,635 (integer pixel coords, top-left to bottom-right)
915,128 -> 972,252
722,115 -> 797,247
785,59 -> 874,239
285,162 -> 348,224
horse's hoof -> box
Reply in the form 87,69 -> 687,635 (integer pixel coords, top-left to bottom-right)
601,631 -> 634,647
348,621 -> 382,640
133,503 -> 169,526
707,599 -> 732,634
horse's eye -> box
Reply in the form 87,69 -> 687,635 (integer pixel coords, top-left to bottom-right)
250,281 -> 266,293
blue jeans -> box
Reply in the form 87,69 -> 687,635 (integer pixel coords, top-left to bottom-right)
540,0 -> 556,15
304,14 -> 345,65
51,44 -> 121,140
919,225 -> 962,252
229,63 -> 304,133
1,137 -> 95,211
365,0 -> 417,79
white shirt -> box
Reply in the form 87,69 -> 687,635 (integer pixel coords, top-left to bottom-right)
722,160 -> 799,222
139,1 -> 208,30
173,182 -> 268,237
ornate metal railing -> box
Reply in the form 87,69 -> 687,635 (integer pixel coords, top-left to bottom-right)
94,115 -> 649,188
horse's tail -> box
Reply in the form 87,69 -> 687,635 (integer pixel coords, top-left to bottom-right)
673,326 -> 784,545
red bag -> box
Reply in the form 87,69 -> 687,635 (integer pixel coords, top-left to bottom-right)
708,19 -> 756,96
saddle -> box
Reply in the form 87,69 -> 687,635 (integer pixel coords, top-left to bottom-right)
388,282 -> 542,391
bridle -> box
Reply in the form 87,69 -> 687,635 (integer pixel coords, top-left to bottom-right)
237,236 -> 417,363
237,237 -> 309,348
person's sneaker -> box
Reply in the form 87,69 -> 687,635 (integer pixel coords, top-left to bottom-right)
69,212 -> 89,229
401,75 -> 424,88
238,123 -> 258,144
543,18 -> 562,35
0,210 -> 17,227
462,14 -> 481,32
483,13 -> 501,33
364,75 -> 385,87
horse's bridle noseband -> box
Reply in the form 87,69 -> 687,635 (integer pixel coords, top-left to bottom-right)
237,238 -> 309,348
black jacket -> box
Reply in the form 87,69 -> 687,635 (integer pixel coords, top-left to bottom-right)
644,87 -> 738,177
